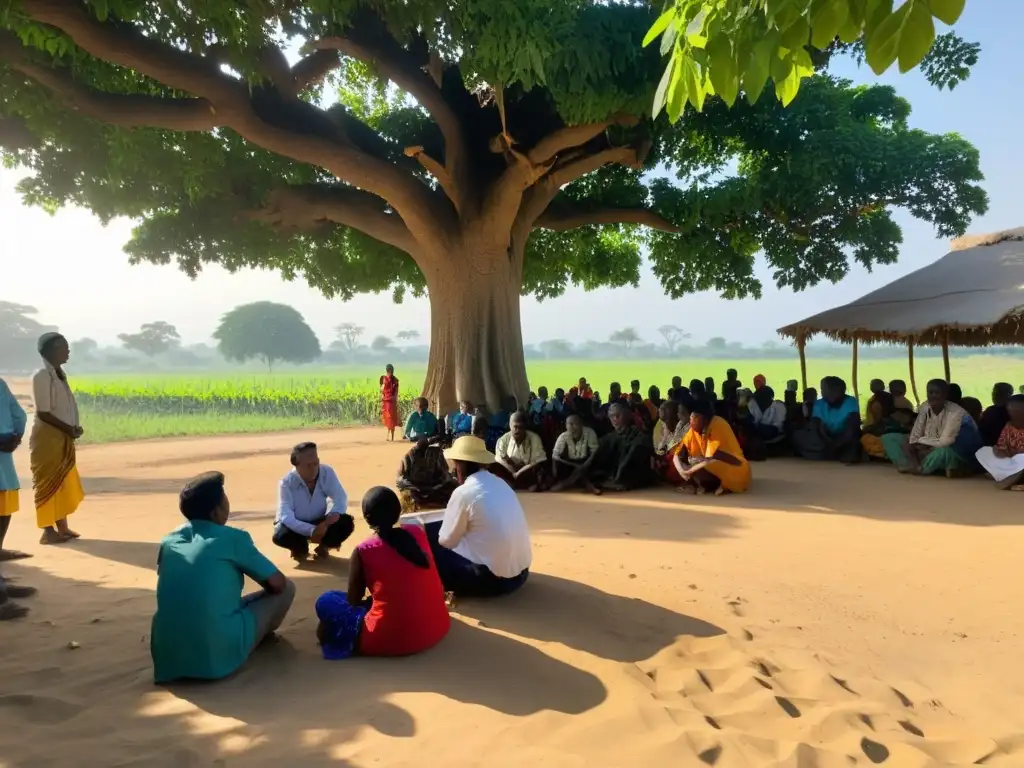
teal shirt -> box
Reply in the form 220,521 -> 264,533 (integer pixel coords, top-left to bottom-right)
151,520 -> 278,684
404,410 -> 438,440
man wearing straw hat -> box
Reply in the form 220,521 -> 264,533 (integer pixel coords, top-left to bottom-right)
412,436 -> 532,597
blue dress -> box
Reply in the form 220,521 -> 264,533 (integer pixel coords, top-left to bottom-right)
0,378 -> 27,492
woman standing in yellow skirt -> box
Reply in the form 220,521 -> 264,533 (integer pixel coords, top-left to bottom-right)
30,333 -> 85,545
0,376 -> 30,560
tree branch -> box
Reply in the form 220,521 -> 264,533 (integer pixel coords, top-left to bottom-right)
536,204 -> 681,233
291,50 -> 341,93
526,114 -> 639,165
20,0 -> 456,247
249,184 -> 416,253
403,145 -> 460,211
547,144 -> 647,189
308,8 -> 472,210
0,31 -> 218,131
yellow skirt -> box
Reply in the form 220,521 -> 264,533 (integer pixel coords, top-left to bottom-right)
35,465 -> 84,529
0,490 -> 19,517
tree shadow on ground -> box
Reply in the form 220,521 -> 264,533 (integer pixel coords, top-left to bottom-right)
517,489 -> 742,543
712,458 -> 1024,527
0,556 -> 607,767
16,475 -> 198,496
456,572 -> 723,663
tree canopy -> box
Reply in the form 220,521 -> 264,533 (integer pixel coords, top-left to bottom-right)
117,320 -> 180,356
213,301 -> 321,370
0,0 -> 988,407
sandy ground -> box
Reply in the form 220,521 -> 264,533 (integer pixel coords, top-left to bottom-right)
2,427 -> 1024,767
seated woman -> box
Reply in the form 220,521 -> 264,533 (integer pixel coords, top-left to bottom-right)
396,438 -> 458,512
273,442 -> 355,562
882,379 -> 981,477
975,395 -> 1024,490
152,472 -> 296,684
980,382 -> 1015,447
860,392 -> 913,460
652,400 -> 689,484
421,436 -> 532,597
550,414 -> 602,494
404,397 -> 439,442
889,379 -> 915,412
644,385 -> 663,423
494,411 -> 549,491
314,487 -> 449,659
670,400 -> 751,496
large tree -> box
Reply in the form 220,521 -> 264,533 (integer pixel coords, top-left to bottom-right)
117,320 -> 181,356
214,301 -> 321,370
0,0 -> 987,410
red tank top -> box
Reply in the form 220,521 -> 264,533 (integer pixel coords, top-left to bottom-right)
357,525 -> 450,656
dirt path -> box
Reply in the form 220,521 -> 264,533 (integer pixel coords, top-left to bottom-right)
2,427 -> 1022,765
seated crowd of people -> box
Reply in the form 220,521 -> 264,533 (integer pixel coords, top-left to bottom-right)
150,370 -> 1024,685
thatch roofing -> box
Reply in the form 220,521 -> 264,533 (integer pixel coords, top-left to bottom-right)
777,228 -> 1024,346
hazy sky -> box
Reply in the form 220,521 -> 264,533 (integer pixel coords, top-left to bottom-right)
2,4 -> 1019,348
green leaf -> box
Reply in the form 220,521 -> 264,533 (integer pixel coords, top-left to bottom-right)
705,34 -> 739,106
643,7 -> 676,47
667,58 -> 688,120
865,0 -> 894,34
898,0 -> 935,73
659,18 -> 678,56
652,59 -> 673,117
929,0 -> 966,25
865,1 -> 909,74
775,57 -> 802,106
780,16 -> 810,50
686,59 -> 707,111
743,42 -> 773,104
529,45 -> 547,84
810,0 -> 849,49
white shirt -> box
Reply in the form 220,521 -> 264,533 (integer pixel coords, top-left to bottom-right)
275,465 -> 347,538
31,362 -> 79,429
748,400 -> 787,431
438,471 -> 532,578
495,430 -> 546,467
553,426 -> 599,461
910,401 -> 967,447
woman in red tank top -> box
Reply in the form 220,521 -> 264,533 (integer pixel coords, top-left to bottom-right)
315,486 -> 449,658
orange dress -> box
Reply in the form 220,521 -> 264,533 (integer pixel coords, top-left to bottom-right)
675,416 -> 751,493
380,375 -> 399,430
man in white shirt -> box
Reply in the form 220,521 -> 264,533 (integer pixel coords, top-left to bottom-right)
550,414 -> 601,494
273,442 -> 355,561
892,379 -> 981,477
420,436 -> 531,597
494,411 -> 549,491
747,386 -> 788,444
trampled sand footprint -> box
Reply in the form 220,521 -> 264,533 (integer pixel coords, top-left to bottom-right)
0,693 -> 84,724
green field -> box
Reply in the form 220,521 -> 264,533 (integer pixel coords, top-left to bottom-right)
72,356 -> 1024,444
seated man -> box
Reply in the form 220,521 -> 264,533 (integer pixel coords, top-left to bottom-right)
396,438 -> 458,512
550,414 -> 601,494
889,379 -> 915,412
404,397 -> 439,441
979,382 -> 1014,446
592,402 -> 656,491
273,442 -> 355,561
151,472 -> 296,684
882,379 -> 981,477
652,400 -> 688,484
420,436 -> 532,597
447,400 -> 474,439
495,411 -> 549,491
746,386 -> 787,444
792,377 -> 862,462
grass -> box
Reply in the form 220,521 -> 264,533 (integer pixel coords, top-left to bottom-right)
71,355 -> 1024,444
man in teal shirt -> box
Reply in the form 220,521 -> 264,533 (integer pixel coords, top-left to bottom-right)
404,397 -> 439,441
151,472 -> 295,683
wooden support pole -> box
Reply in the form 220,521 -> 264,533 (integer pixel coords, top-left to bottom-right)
908,339 -> 921,405
941,329 -> 951,382
852,338 -> 860,407
798,334 -> 808,391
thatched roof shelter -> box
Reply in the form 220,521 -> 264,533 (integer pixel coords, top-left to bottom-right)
777,228 -> 1024,347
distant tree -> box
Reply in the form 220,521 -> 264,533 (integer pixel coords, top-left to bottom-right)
70,338 -> 99,360
214,302 -> 320,371
610,327 -> 641,354
706,337 -> 728,352
117,321 -> 181,357
761,340 -> 780,353
334,323 -> 365,352
657,325 -> 690,354
0,301 -> 56,370
539,339 -> 573,359
371,335 -> 395,353
396,330 -> 421,344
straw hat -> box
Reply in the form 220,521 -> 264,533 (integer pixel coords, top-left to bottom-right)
444,435 -> 495,465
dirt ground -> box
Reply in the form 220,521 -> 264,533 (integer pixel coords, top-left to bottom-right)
2,426 -> 1024,766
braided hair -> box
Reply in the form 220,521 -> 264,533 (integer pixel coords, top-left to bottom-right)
361,486 -> 429,569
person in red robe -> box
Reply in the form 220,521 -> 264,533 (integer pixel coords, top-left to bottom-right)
379,364 -> 400,441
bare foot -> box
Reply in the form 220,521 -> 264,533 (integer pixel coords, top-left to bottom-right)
0,602 -> 29,621
714,486 -> 728,496
40,529 -> 70,545
0,550 -> 32,562
56,525 -> 81,539
585,481 -> 603,496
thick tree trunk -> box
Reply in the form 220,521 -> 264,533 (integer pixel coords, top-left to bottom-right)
421,242 -> 530,415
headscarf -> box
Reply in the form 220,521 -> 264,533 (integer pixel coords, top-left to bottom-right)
37,331 -> 63,356
753,374 -> 767,390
